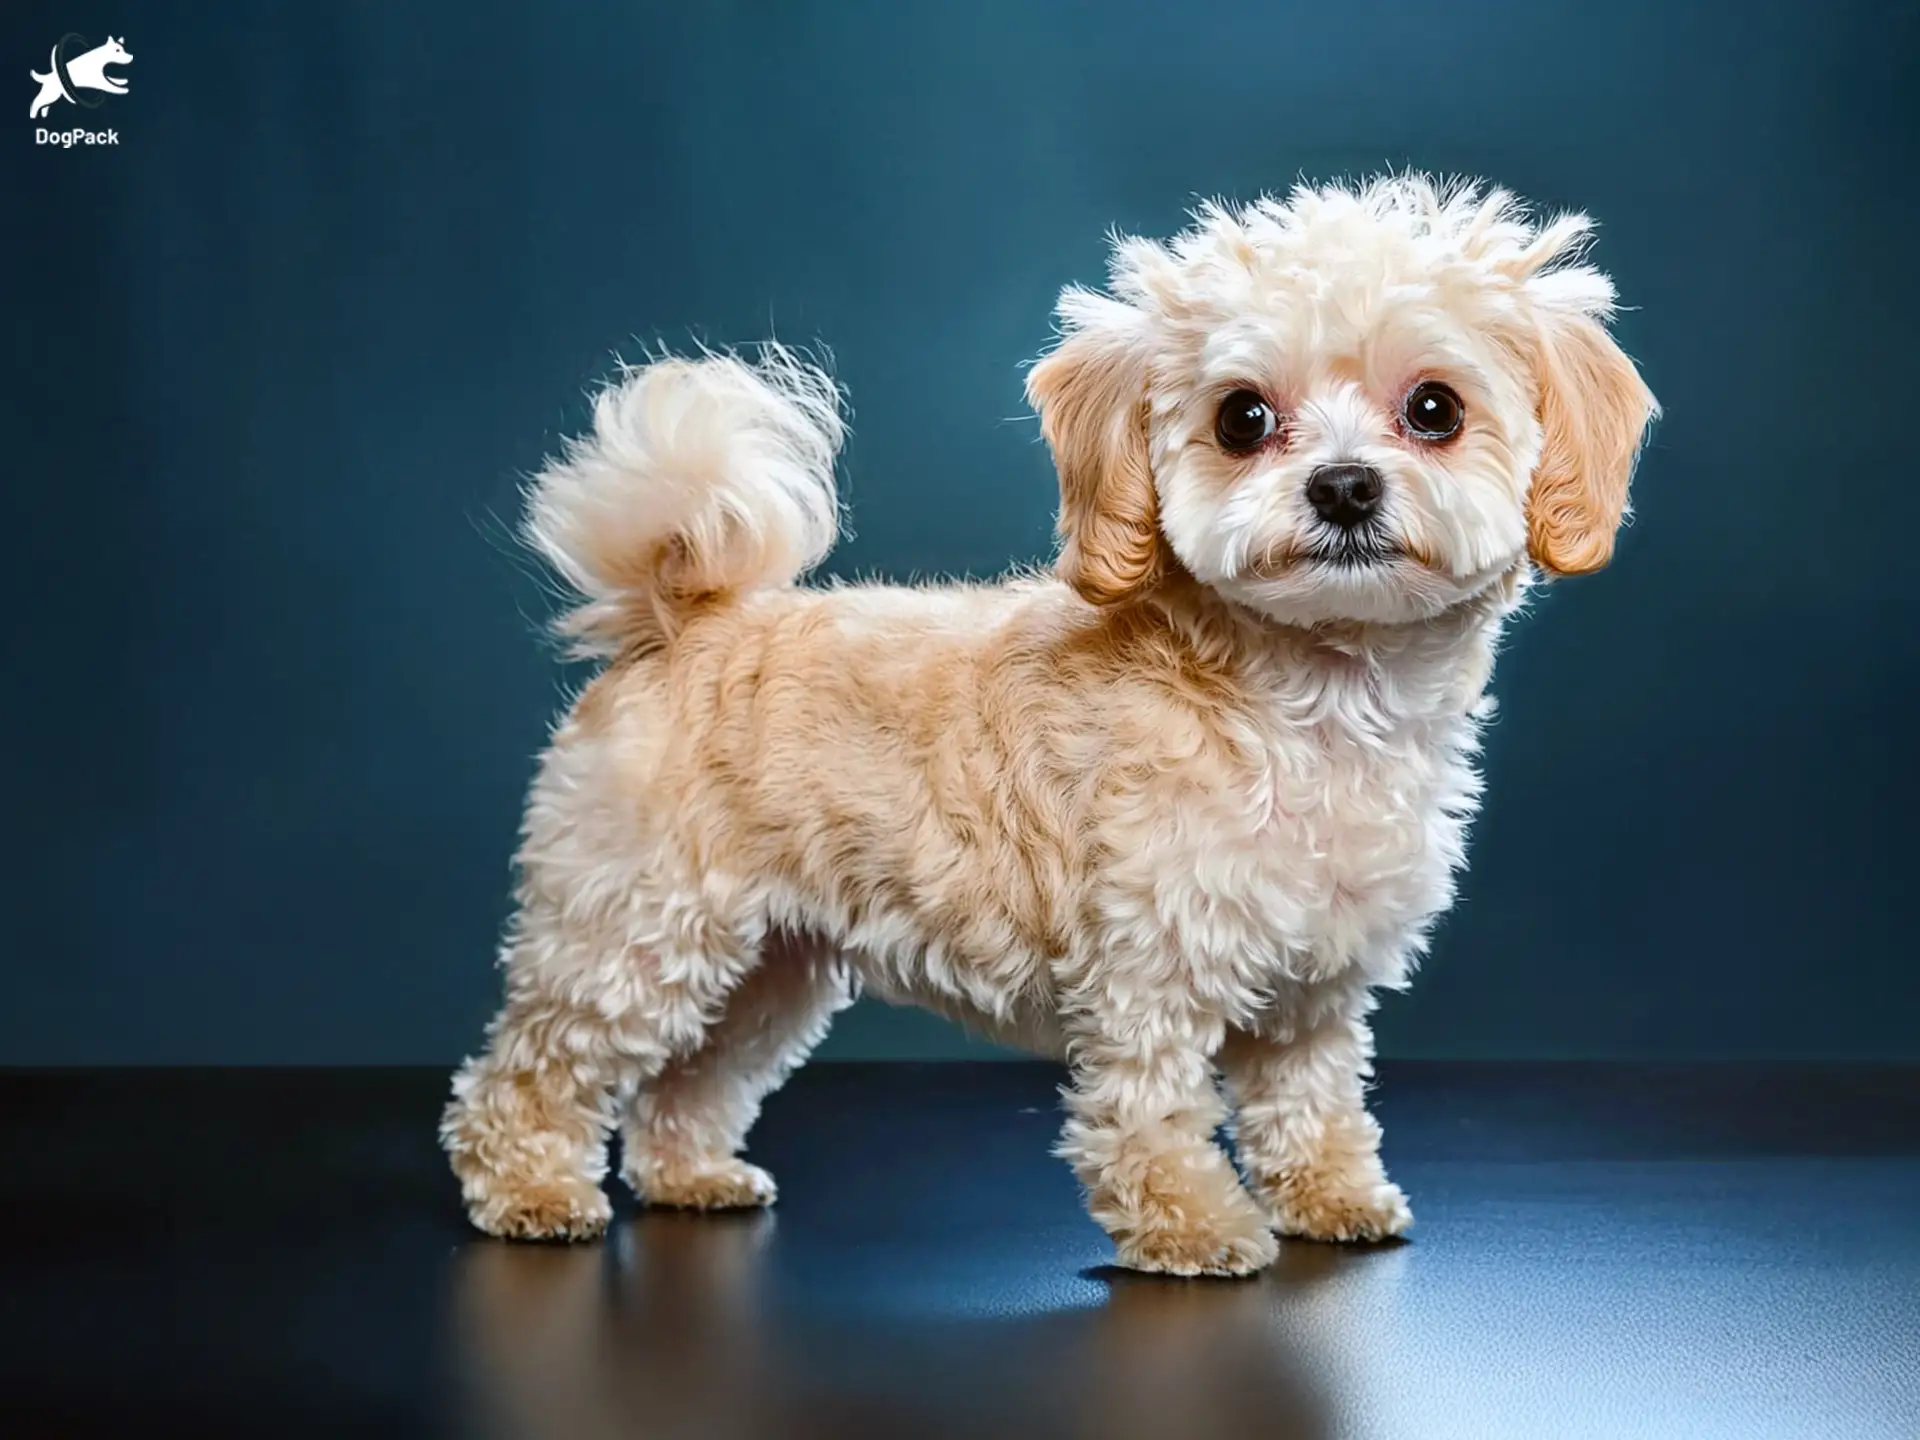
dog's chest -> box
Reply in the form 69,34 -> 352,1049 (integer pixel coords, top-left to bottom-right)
1190,697 -> 1483,985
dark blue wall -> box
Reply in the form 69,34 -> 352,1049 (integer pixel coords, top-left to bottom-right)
5,0 -> 1915,1063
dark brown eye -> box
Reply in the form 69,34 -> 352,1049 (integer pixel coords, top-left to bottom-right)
1215,389 -> 1279,452
1402,381 -> 1464,441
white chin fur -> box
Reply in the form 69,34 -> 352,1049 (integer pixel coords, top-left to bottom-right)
1210,555 -> 1514,627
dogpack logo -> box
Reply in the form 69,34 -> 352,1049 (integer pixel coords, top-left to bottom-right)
29,32 -> 130,147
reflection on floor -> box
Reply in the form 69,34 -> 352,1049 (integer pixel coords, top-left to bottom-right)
1,1064 -> 1915,1438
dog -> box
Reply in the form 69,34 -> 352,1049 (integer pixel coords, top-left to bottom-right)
441,174 -> 1657,1276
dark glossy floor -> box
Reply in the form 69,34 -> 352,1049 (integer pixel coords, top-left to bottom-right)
1,1064 -> 1916,1439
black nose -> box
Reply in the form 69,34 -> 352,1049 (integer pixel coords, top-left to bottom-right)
1305,463 -> 1384,529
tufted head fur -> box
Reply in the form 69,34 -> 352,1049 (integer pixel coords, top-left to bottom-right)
1027,176 -> 1658,620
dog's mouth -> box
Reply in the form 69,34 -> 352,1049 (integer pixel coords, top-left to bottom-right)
1302,531 -> 1404,570
1249,529 -> 1444,580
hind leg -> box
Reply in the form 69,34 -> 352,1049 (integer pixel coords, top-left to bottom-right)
441,982 -> 624,1241
622,934 -> 853,1210
442,889 -> 763,1241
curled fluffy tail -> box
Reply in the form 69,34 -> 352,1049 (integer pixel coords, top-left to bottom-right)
523,345 -> 845,656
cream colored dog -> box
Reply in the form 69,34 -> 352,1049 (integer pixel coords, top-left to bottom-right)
442,175 -> 1657,1276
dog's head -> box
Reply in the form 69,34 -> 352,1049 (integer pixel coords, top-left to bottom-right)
1027,176 -> 1658,625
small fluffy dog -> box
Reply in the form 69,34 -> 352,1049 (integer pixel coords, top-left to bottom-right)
443,175 -> 1656,1276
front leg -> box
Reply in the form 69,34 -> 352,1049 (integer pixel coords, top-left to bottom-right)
1056,989 -> 1278,1278
1219,993 -> 1412,1243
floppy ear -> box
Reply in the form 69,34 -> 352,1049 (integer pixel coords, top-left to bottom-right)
1526,308 -> 1659,576
1026,293 -> 1167,607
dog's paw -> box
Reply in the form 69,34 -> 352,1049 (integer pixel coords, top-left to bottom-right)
634,1159 -> 778,1211
1265,1175 -> 1412,1243
466,1178 -> 612,1242
1115,1211 -> 1281,1278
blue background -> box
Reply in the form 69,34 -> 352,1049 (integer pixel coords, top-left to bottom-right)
4,0 -> 1915,1063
